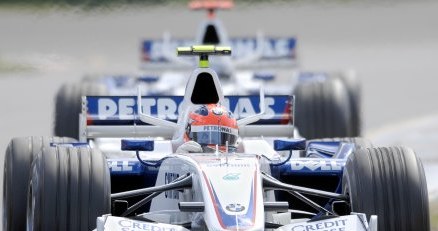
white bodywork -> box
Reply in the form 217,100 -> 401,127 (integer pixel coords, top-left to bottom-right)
149,154 -> 265,230
97,152 -> 377,231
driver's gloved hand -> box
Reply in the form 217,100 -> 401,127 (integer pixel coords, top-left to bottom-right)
176,141 -> 203,153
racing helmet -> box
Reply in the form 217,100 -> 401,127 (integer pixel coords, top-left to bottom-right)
185,104 -> 238,151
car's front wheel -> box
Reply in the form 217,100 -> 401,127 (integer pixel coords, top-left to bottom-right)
2,136 -> 73,231
343,146 -> 429,231
26,146 -> 111,231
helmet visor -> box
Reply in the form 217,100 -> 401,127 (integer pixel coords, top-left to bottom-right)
189,125 -> 238,147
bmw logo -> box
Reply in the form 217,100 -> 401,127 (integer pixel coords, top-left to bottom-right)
226,203 -> 245,212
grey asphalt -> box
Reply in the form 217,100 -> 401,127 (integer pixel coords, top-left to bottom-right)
0,0 -> 438,215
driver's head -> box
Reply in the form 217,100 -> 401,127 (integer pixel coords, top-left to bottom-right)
185,104 -> 238,152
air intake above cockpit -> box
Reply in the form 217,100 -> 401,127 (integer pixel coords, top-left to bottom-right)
191,72 -> 219,104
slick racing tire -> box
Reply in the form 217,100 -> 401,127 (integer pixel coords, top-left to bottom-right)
2,136 -> 74,231
54,81 -> 107,139
294,77 -> 353,139
335,73 -> 362,136
343,147 -> 429,231
27,146 -> 110,231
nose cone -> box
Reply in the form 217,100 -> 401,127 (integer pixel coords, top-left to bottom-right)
200,156 -> 265,230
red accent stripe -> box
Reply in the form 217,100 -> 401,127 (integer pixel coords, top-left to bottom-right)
280,99 -> 292,125
202,171 -> 227,229
86,113 -> 92,125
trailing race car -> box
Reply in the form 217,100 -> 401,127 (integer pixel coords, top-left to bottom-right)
3,46 -> 428,231
54,0 -> 361,140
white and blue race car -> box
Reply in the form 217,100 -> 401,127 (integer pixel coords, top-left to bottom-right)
54,0 -> 361,141
3,46 -> 428,231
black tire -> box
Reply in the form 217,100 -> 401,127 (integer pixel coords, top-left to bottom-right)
294,77 -> 353,139
27,146 -> 111,231
54,81 -> 107,139
2,136 -> 74,231
309,137 -> 372,150
343,147 -> 429,231
335,73 -> 362,136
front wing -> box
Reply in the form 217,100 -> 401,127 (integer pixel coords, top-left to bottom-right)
96,213 -> 377,231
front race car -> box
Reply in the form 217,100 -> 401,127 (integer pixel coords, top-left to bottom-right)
3,45 -> 427,231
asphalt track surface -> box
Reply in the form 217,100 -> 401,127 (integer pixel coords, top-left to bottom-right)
0,0 -> 438,220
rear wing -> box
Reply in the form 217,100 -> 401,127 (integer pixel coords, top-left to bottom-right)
141,37 -> 297,69
80,95 -> 294,141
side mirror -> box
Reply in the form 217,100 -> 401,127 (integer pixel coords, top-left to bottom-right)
121,139 -> 154,151
273,138 -> 306,151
